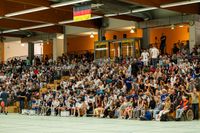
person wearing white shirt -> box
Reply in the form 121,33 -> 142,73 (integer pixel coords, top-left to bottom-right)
150,46 -> 160,68
141,50 -> 150,66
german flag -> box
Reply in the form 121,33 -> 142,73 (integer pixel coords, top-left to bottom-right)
73,5 -> 91,22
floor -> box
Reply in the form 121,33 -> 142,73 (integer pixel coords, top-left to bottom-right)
0,114 -> 200,133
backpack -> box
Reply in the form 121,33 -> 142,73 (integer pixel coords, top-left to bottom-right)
160,114 -> 168,121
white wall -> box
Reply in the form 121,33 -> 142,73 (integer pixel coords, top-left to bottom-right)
4,37 -> 28,61
34,42 -> 43,55
189,21 -> 200,52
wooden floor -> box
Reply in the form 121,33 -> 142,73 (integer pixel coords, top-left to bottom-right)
0,114 -> 200,133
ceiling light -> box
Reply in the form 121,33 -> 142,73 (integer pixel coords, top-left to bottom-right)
57,34 -> 64,39
51,0 -> 91,8
171,24 -> 175,30
132,7 -> 158,13
130,28 -> 135,33
21,43 -> 25,47
2,29 -> 19,33
59,16 -> 103,24
160,0 -> 200,8
179,25 -> 184,27
118,11 -> 131,15
5,7 -> 49,17
90,32 -> 94,38
104,13 -> 118,17
59,20 -> 74,24
20,24 -> 54,30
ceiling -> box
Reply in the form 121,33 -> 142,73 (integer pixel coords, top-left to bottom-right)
0,0 -> 199,37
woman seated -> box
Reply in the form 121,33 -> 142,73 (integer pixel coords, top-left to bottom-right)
156,97 -> 171,121
57,99 -> 66,116
124,97 -> 137,119
94,96 -> 104,117
119,97 -> 129,119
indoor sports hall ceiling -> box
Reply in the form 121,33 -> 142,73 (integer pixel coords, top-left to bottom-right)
0,0 -> 199,37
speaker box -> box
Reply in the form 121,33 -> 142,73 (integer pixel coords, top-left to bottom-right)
123,34 -> 127,39
102,36 -> 106,41
113,35 -> 117,40
101,17 -> 109,28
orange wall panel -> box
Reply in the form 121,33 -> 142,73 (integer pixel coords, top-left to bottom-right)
67,35 -> 98,53
0,42 -> 4,62
43,41 -> 53,58
67,29 -> 143,53
150,26 -> 189,54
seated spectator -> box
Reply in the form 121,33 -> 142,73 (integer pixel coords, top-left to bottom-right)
175,96 -> 189,120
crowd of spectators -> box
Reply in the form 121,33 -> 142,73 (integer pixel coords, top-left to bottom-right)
0,45 -> 199,121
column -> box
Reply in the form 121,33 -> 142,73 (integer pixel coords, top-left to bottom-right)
142,28 -> 150,49
189,21 -> 200,52
64,26 -> 68,54
28,42 -> 34,64
53,34 -> 64,61
98,28 -> 105,41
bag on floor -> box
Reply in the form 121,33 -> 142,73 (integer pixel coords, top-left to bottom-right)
160,114 -> 168,121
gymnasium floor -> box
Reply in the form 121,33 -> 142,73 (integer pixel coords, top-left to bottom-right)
0,114 -> 199,133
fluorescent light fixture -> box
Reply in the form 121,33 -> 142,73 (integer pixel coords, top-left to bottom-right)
59,20 -> 74,24
20,23 -> 54,30
51,0 -> 91,8
2,29 -> 19,33
5,7 -> 49,17
90,16 -> 103,20
118,11 -> 131,15
95,48 -> 108,51
132,7 -> 158,13
104,13 -> 118,17
160,0 -> 200,8
59,16 -> 103,24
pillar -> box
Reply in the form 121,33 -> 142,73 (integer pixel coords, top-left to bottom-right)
142,28 -> 150,49
64,26 -> 68,54
98,28 -> 105,41
189,21 -> 200,52
28,42 -> 34,64
53,34 -> 64,61
0,41 -> 4,63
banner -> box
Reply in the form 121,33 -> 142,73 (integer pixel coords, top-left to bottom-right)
73,5 -> 91,22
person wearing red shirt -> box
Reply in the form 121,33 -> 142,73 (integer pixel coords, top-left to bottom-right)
175,96 -> 189,120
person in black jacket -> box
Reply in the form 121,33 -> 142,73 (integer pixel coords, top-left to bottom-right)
131,59 -> 139,77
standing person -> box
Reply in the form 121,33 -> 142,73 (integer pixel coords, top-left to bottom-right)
150,46 -> 159,68
17,88 -> 26,113
0,88 -> 9,115
141,49 -> 150,66
160,33 -> 166,55
184,88 -> 199,120
131,59 -> 139,78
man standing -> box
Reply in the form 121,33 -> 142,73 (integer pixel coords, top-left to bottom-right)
150,46 -> 159,68
160,33 -> 166,55
141,49 -> 149,66
0,88 -> 9,115
17,87 -> 26,113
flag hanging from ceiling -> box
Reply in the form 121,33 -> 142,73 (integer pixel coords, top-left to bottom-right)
73,5 -> 91,22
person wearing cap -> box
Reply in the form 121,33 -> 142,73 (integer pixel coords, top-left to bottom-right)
175,95 -> 189,120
